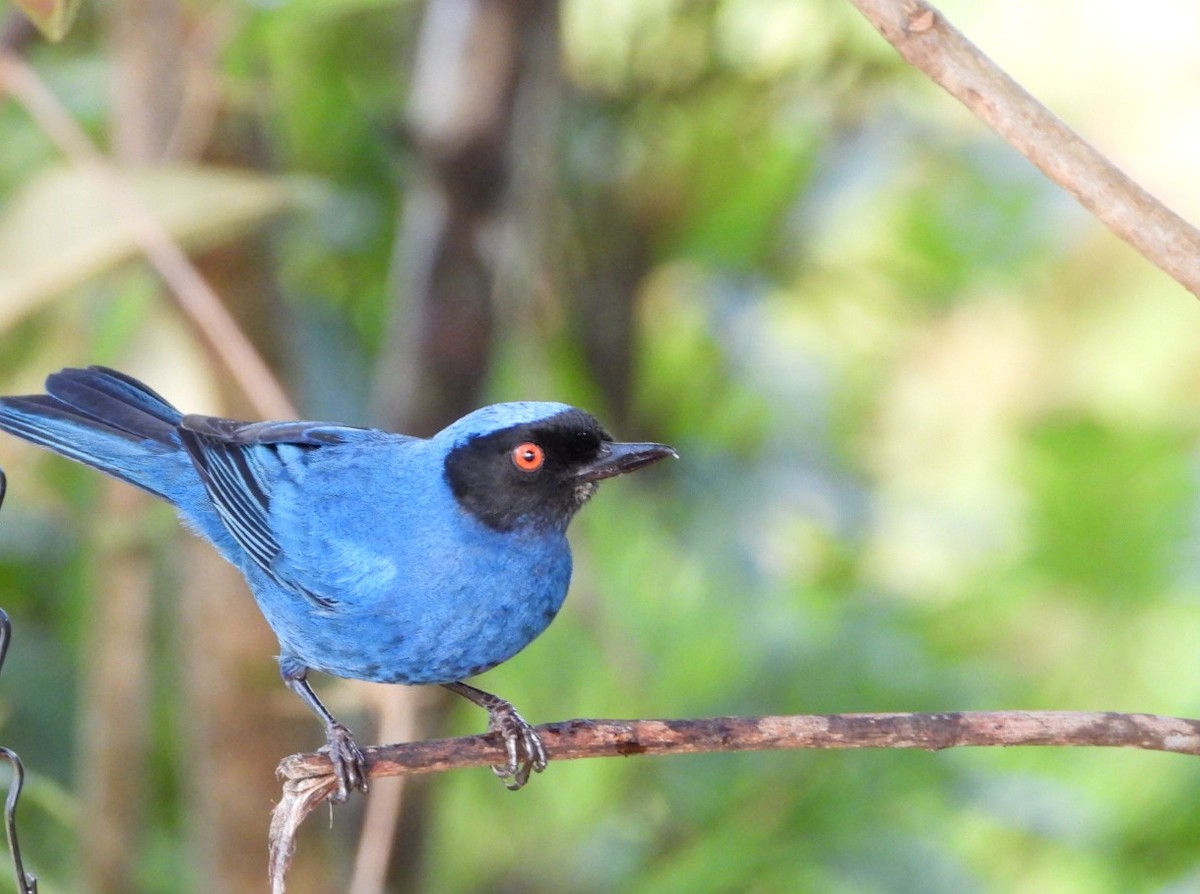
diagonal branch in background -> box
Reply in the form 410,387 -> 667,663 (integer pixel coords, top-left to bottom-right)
0,52 -> 296,419
268,709 -> 1200,893
845,0 -> 1200,298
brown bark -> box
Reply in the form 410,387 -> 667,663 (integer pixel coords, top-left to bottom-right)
77,483 -> 154,894
282,709 -> 1200,783
375,0 -> 560,435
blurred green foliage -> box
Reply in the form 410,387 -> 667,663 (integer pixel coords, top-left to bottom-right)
2,0 -> 1200,892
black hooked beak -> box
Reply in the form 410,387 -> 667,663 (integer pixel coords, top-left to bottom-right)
575,441 -> 678,483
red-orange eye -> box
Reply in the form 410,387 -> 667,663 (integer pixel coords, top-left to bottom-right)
511,442 -> 545,472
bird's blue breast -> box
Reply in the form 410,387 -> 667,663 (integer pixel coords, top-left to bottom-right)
239,437 -> 574,684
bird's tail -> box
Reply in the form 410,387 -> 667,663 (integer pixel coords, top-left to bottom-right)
0,366 -> 190,501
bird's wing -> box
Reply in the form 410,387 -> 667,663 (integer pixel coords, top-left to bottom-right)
177,415 -> 383,607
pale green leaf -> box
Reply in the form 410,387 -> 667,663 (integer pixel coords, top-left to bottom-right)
12,0 -> 83,41
0,164 -> 297,330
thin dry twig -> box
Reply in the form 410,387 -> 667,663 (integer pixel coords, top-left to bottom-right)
0,52 -> 296,419
269,710 -> 1200,893
845,0 -> 1200,297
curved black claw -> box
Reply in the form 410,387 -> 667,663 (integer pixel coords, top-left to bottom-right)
487,702 -> 548,791
442,681 -> 549,790
323,722 -> 368,803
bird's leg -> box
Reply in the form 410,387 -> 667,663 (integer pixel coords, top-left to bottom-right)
280,664 -> 368,803
442,681 -> 548,790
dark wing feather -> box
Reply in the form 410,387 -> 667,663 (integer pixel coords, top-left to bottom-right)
178,415 -> 376,608
180,429 -> 277,570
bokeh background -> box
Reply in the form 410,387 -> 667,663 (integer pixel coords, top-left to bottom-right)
2,0 -> 1200,891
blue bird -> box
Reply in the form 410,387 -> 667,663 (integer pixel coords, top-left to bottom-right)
0,367 -> 676,799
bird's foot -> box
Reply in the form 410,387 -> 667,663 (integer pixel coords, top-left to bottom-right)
483,697 -> 547,790
322,721 -> 368,803
442,681 -> 548,789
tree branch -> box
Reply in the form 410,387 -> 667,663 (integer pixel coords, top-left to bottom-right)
268,710 -> 1200,893
844,0 -> 1200,298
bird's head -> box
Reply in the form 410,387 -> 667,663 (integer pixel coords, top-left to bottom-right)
440,402 -> 677,533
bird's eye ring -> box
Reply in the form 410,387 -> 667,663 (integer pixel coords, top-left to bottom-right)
511,442 -> 545,472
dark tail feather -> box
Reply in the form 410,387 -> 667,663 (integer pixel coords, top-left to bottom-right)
0,367 -> 188,500
45,366 -> 182,444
